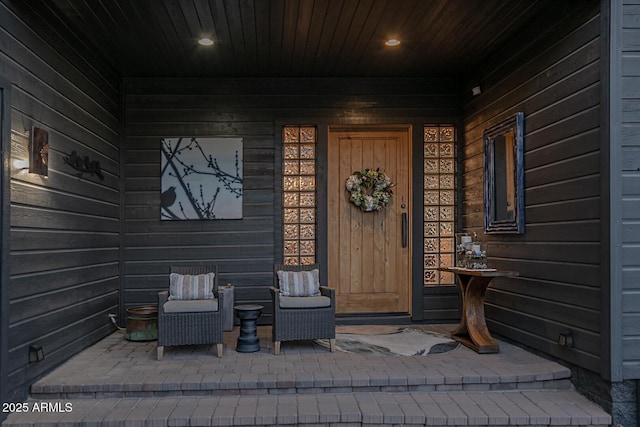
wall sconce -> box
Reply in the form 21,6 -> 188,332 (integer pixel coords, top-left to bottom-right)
10,129 -> 30,172
29,127 -> 49,176
471,85 -> 482,96
12,158 -> 29,171
28,344 -> 45,363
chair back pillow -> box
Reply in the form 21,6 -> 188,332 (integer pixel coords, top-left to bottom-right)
277,269 -> 321,297
169,273 -> 215,300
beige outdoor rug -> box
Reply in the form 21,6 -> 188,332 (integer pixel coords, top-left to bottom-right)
316,325 -> 459,356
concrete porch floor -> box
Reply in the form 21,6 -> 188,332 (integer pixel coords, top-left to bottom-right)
2,324 -> 612,426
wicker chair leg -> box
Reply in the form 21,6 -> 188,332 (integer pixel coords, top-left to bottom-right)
329,339 -> 336,352
157,346 -> 164,361
274,341 -> 281,355
216,343 -> 223,358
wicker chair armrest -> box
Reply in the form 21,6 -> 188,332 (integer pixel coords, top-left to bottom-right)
270,286 -> 281,308
158,291 -> 169,301
158,291 -> 168,314
319,286 -> 335,300
217,288 -> 224,309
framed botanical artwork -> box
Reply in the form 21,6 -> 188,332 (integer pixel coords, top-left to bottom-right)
161,137 -> 243,220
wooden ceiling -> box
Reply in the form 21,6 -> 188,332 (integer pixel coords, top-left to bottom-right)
37,0 -> 559,78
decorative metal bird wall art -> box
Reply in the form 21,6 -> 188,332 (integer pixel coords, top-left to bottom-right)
63,150 -> 104,181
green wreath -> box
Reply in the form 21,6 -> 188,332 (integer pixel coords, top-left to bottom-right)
345,168 -> 394,212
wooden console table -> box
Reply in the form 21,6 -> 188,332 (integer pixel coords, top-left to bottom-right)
439,267 -> 518,353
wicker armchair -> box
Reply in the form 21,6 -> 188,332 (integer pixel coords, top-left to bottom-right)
270,263 -> 336,355
157,265 -> 224,360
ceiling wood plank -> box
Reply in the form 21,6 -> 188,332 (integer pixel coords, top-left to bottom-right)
222,0 -> 248,75
238,0 -> 259,75
332,0 -> 376,76
137,0 -> 189,76
297,0 -> 331,76
99,0 -> 160,73
290,0 -> 315,76
268,0 -> 285,75
191,0 -> 219,75
117,0 -> 169,75
37,0 -> 580,79
162,0 -> 206,75
254,0 -> 271,75
356,0 -> 408,76
209,0 -> 234,76
310,0 -> 347,74
318,0 -> 360,75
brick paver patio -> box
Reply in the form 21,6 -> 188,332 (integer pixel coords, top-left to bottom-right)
2,325 -> 612,426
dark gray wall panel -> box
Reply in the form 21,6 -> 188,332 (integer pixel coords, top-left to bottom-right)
122,77 -> 459,321
1,0 -> 121,402
620,1 -> 640,380
461,1 -> 604,374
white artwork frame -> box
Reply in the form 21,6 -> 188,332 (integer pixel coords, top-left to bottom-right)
160,137 -> 243,220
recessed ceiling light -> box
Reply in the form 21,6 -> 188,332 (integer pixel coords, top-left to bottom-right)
198,37 -> 214,46
385,38 -> 400,47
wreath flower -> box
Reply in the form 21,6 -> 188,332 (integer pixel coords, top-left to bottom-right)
345,168 -> 394,212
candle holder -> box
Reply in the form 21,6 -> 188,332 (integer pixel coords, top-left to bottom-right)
465,241 -> 488,269
455,233 -> 472,267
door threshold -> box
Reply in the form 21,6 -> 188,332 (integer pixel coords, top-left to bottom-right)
336,313 -> 412,326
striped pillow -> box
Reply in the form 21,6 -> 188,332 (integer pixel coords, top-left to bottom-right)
168,273 -> 215,300
277,269 -> 321,297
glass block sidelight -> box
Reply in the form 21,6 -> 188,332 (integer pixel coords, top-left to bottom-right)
424,207 -> 439,222
300,224 -> 315,239
284,192 -> 299,207
424,159 -> 439,174
440,237 -> 454,253
423,238 -> 438,252
282,126 -> 317,265
284,224 -> 299,239
423,125 -> 456,286
284,145 -> 299,159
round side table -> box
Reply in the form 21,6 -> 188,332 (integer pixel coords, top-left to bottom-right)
234,304 -> 263,353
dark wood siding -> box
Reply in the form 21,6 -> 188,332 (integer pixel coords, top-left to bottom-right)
461,1 -> 604,374
620,0 -> 640,380
123,77 -> 460,323
1,0 -> 121,401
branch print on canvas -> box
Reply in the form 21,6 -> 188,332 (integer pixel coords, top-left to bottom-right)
161,137 -> 243,219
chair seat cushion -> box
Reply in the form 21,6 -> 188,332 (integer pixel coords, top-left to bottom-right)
279,295 -> 331,309
168,272 -> 215,300
164,299 -> 219,313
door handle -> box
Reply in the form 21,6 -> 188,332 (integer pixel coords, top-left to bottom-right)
402,212 -> 408,248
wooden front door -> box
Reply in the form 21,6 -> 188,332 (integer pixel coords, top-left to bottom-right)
327,125 -> 411,314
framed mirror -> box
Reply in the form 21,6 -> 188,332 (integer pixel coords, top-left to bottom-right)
483,112 -> 524,234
